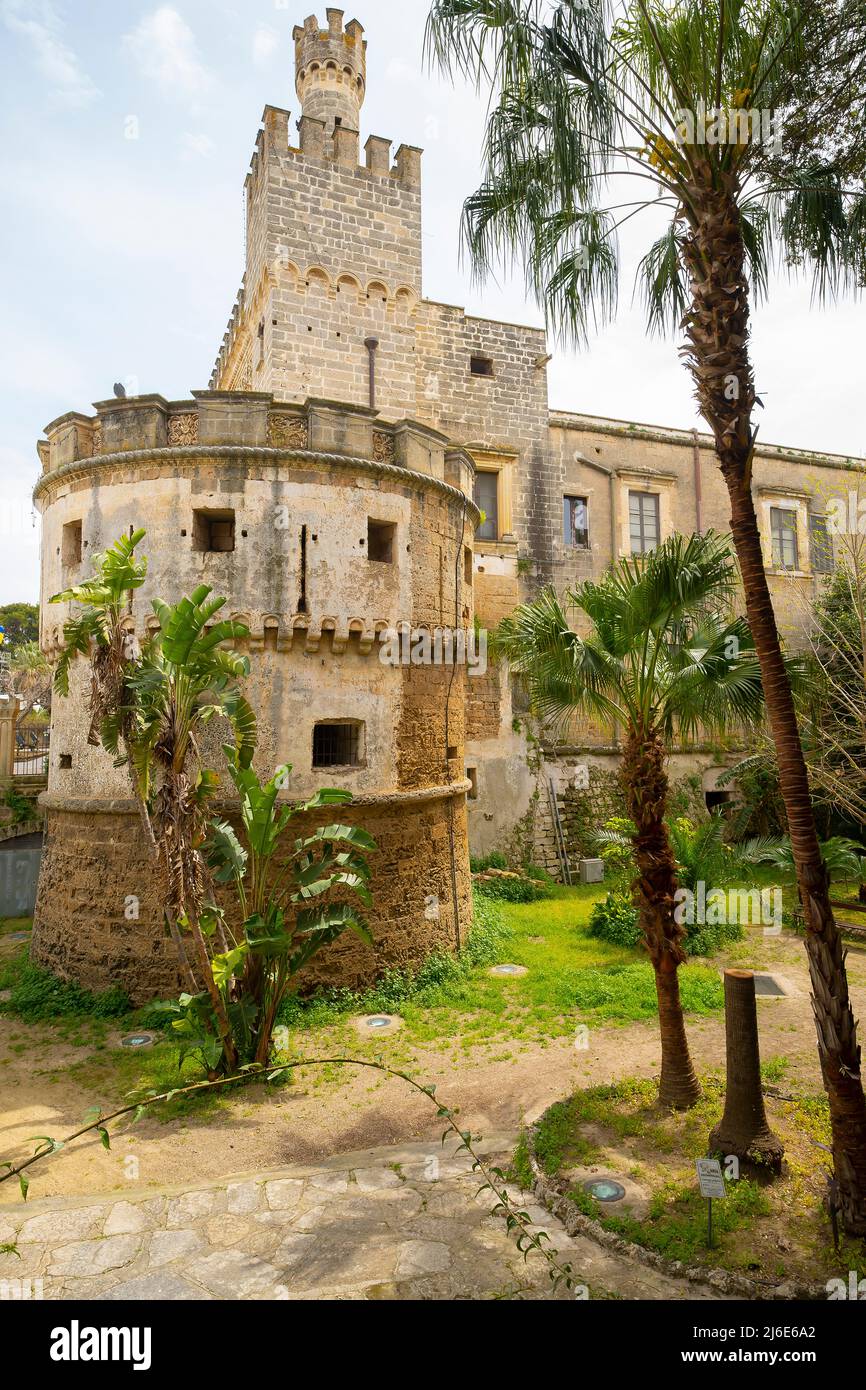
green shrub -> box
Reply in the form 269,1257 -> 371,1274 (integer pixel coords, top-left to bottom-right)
474,873 -> 552,903
588,888 -> 744,957
683,916 -> 743,957
469,850 -> 508,873
3,787 -> 35,825
0,959 -> 130,1021
588,891 -> 641,948
523,863 -> 557,884
276,888 -> 512,1026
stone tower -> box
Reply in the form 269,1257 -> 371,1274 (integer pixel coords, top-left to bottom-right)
29,14 -> 480,1005
293,10 -> 366,142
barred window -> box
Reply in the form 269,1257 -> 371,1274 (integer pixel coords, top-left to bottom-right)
312,721 -> 363,768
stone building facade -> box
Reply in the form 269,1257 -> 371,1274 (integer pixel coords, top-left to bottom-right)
32,9 -> 864,995
206,9 -> 861,866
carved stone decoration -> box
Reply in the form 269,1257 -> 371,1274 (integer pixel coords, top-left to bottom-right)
91,424 -> 103,456
167,413 -> 198,447
268,412 -> 308,449
372,430 -> 395,464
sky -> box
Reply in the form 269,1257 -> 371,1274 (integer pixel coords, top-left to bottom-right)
1,0 -> 864,603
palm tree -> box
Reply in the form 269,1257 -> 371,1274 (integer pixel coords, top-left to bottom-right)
8,641 -> 52,722
53,545 -> 257,1071
51,529 -> 156,855
427,0 -> 866,1232
496,530 -> 764,1108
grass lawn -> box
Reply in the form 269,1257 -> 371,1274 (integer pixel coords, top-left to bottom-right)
517,1072 -> 863,1290
0,886 -> 730,1123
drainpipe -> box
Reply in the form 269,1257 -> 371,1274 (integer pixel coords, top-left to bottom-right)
363,337 -> 379,410
692,429 -> 704,534
574,449 -> 619,745
573,449 -> 617,561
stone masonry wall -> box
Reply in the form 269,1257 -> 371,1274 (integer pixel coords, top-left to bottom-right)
33,790 -> 471,1005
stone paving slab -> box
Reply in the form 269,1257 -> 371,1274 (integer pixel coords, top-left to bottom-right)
0,1137 -> 727,1301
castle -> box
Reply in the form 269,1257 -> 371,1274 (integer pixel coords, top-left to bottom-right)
31,10 -> 859,995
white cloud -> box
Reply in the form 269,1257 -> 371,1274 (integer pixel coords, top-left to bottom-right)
252,25 -> 279,67
1,0 -> 99,107
122,6 -> 213,102
181,131 -> 215,160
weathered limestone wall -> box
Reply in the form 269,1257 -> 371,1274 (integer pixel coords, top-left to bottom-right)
34,789 -> 471,1002
32,392 -> 475,1001
549,412 -> 860,644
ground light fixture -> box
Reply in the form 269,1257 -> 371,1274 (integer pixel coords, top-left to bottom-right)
583,1178 -> 627,1202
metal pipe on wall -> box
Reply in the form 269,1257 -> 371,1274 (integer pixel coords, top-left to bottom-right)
363,336 -> 379,409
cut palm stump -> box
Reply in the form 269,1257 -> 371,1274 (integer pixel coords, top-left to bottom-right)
710,969 -> 784,1173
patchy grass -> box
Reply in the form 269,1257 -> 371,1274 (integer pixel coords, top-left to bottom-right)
0,886 -> 729,1127
526,1074 -> 864,1288
273,886 -> 725,1056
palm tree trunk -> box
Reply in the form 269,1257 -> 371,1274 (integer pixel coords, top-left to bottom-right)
710,969 -> 784,1171
683,180 -> 866,1233
622,729 -> 701,1109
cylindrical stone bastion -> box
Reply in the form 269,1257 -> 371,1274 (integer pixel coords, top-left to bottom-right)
32,390 -> 477,1002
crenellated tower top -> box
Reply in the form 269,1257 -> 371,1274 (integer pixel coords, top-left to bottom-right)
293,10 -> 366,139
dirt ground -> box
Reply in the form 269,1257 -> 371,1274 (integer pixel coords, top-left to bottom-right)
2,927 -> 865,1207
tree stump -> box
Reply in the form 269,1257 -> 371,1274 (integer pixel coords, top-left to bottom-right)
709,969 -> 784,1173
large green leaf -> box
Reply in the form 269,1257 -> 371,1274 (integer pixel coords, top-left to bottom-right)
205,819 -> 248,883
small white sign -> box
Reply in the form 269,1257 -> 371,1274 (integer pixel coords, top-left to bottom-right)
696,1158 -> 726,1199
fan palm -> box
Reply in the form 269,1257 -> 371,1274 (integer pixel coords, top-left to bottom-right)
595,808 -> 761,891
428,0 -> 866,1232
742,834 -> 865,883
496,530 -> 764,1107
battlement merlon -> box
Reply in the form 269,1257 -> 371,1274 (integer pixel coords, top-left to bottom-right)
242,102 -> 421,185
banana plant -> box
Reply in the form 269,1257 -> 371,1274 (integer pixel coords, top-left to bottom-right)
50,530 -> 154,852
189,749 -> 376,1067
120,588 -> 257,1072
51,527 -> 148,731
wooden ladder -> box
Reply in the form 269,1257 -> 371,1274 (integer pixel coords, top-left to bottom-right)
547,777 -> 572,885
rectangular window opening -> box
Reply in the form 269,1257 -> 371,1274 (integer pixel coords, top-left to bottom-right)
464,546 -> 473,586
312,720 -> 363,768
192,508 -> 236,553
629,491 -> 660,554
367,518 -> 396,563
470,354 -> 494,377
466,766 -> 478,800
473,471 -> 499,542
62,520 -> 83,568
770,506 -> 798,570
563,495 -> 589,549
809,512 -> 833,574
